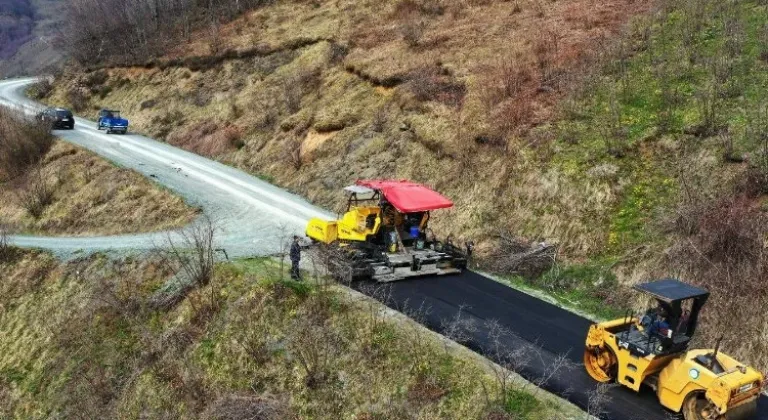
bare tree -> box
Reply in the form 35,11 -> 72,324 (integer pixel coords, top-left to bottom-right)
287,307 -> 343,389
0,105 -> 53,180
18,166 -> 55,219
152,215 -> 218,310
171,216 -> 217,287
57,0 -> 272,65
480,319 -> 572,414
486,233 -> 557,278
586,383 -> 614,418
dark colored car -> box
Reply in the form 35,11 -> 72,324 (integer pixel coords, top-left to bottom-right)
39,107 -> 75,129
97,109 -> 129,134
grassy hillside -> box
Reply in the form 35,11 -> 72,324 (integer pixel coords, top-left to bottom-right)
44,0 -> 653,251
0,140 -> 199,236
42,0 -> 768,373
0,250 -> 584,419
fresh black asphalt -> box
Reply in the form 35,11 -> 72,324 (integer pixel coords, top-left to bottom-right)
352,270 -> 768,420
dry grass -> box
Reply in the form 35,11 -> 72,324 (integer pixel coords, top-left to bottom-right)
0,252 -> 583,419
0,141 -> 199,236
0,105 -> 52,181
167,121 -> 244,157
45,0 -> 652,255
41,0 -> 768,376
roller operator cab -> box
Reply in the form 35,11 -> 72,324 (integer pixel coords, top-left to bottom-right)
584,279 -> 764,420
306,180 -> 469,282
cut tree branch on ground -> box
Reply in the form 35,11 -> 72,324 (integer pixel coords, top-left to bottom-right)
486,232 -> 558,278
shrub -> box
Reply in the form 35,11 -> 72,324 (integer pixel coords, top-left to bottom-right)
202,393 -> 292,420
283,136 -> 303,170
28,79 -> 53,99
66,87 -> 89,112
281,68 -> 321,114
406,66 -> 466,106
495,58 -> 532,102
503,389 -> 541,417
371,104 -> 389,132
663,191 -> 768,369
494,96 -> 534,137
328,42 -> 349,64
400,19 -> 425,48
19,167 -> 55,219
167,122 -> 243,156
140,99 -> 157,110
0,106 -> 53,181
695,195 -> 763,265
392,0 -> 444,18
81,70 -> 108,89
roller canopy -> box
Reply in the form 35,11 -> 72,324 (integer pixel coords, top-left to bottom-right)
633,278 -> 709,303
356,179 -> 454,213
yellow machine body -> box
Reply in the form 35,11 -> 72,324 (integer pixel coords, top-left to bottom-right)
307,206 -> 431,245
306,205 -> 383,244
304,182 -> 467,283
585,319 -> 763,419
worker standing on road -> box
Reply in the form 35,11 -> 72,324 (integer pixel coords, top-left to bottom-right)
290,235 -> 302,281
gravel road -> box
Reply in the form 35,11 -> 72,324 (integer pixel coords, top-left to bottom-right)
0,77 -> 333,259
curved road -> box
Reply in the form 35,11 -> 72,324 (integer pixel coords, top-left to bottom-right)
1,78 -> 765,419
0,78 -> 333,258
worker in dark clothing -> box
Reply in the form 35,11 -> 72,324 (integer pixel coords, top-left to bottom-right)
649,313 -> 671,337
290,235 -> 302,281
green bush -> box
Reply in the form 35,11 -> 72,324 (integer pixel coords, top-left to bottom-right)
503,388 -> 541,418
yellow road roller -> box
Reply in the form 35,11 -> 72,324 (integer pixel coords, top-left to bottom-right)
584,279 -> 763,419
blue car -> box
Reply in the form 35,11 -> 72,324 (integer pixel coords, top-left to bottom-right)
97,109 -> 129,134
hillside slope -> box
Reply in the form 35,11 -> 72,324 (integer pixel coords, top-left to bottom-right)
43,0 -> 768,373
0,140 -> 199,236
45,0 -> 653,252
0,251 -> 584,419
0,0 -> 63,77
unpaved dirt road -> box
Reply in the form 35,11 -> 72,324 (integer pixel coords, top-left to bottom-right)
2,78 -> 765,419
0,78 -> 333,258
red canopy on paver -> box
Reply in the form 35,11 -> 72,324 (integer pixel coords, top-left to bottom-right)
356,179 -> 453,213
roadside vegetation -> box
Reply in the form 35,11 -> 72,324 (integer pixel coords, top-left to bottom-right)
0,106 -> 198,236
0,231 -> 582,419
541,0 -> 768,372
41,0 -> 768,372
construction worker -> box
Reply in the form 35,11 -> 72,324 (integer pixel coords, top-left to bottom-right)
290,235 -> 302,281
